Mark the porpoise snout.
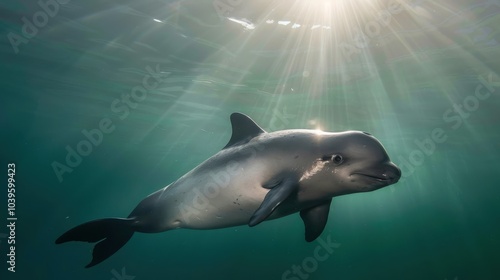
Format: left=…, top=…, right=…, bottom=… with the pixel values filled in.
left=383, top=162, right=401, bottom=183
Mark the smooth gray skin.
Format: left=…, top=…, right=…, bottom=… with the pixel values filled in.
left=129, top=113, right=401, bottom=233
left=56, top=112, right=401, bottom=267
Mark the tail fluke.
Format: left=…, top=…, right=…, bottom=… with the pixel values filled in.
left=55, top=218, right=135, bottom=268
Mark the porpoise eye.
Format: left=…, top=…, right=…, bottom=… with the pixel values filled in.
left=332, top=155, right=343, bottom=165
left=321, top=154, right=344, bottom=165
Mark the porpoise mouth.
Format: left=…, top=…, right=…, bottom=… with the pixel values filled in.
left=352, top=168, right=401, bottom=184
left=354, top=173, right=396, bottom=182
left=352, top=162, right=402, bottom=185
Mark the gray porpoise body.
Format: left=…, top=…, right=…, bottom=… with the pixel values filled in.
left=56, top=112, right=401, bottom=268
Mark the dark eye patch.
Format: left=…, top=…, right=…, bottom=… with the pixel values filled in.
left=321, top=155, right=332, bottom=161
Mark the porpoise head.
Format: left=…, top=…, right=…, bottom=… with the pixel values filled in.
left=299, top=130, right=401, bottom=196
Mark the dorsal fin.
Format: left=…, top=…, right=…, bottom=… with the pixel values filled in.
left=223, top=113, right=266, bottom=149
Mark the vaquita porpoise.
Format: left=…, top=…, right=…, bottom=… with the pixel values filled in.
left=56, top=112, right=401, bottom=267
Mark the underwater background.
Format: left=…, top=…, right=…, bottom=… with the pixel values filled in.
left=1, top=0, right=500, bottom=279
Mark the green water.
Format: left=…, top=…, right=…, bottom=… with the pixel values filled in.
left=1, top=0, right=500, bottom=279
